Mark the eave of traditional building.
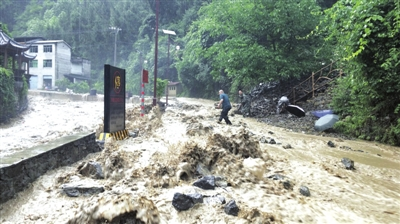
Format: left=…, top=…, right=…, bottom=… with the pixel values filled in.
left=0, top=29, right=30, bottom=52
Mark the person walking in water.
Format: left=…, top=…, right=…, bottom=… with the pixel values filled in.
left=217, top=90, right=232, bottom=125
left=237, top=89, right=251, bottom=117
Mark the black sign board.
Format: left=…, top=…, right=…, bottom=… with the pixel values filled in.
left=104, top=64, right=125, bottom=133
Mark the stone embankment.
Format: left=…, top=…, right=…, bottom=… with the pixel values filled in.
left=0, top=133, right=100, bottom=204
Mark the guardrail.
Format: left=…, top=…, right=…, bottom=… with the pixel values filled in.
left=288, top=61, right=343, bottom=104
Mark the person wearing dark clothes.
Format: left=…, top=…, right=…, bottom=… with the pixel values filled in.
left=237, top=89, right=251, bottom=117
left=277, top=96, right=290, bottom=114
left=217, top=90, right=232, bottom=125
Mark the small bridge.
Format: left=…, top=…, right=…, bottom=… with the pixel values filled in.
left=288, top=61, right=342, bottom=104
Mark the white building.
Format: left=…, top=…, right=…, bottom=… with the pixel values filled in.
left=22, top=39, right=91, bottom=90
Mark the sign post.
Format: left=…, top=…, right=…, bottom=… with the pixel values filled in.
left=99, top=64, right=128, bottom=141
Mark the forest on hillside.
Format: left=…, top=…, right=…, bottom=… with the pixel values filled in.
left=1, top=0, right=399, bottom=145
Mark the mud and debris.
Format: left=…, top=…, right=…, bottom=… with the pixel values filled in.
left=0, top=95, right=400, bottom=223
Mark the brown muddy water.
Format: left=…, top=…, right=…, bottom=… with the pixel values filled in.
left=0, top=95, right=399, bottom=223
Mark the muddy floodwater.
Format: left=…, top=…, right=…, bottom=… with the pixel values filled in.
left=0, top=94, right=399, bottom=223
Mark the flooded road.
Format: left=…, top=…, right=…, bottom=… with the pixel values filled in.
left=0, top=94, right=399, bottom=223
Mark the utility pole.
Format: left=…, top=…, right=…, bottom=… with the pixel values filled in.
left=109, top=26, right=121, bottom=66
left=153, top=0, right=159, bottom=106
left=162, top=29, right=176, bottom=106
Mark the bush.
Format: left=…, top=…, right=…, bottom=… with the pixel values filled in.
left=93, top=80, right=104, bottom=94
left=154, top=78, right=168, bottom=100
left=55, top=78, right=72, bottom=91
left=0, top=68, right=17, bottom=122
left=69, top=81, right=90, bottom=94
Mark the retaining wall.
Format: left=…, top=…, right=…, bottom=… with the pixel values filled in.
left=0, top=132, right=100, bottom=204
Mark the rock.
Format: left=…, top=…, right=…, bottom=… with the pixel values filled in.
left=224, top=200, right=239, bottom=216
left=129, top=129, right=139, bottom=138
left=299, top=186, right=311, bottom=197
left=268, top=174, right=286, bottom=180
left=215, top=176, right=229, bottom=188
left=77, top=161, right=104, bottom=179
left=327, top=141, right=335, bottom=147
left=341, top=158, right=355, bottom=170
left=204, top=194, right=226, bottom=205
left=283, top=144, right=292, bottom=149
left=193, top=175, right=215, bottom=190
left=282, top=180, right=293, bottom=190
left=62, top=183, right=104, bottom=197
left=187, top=193, right=204, bottom=204
left=172, top=193, right=195, bottom=211
left=269, top=139, right=276, bottom=144
left=340, top=146, right=352, bottom=150
left=259, top=136, right=268, bottom=143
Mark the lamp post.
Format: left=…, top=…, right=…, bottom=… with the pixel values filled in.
left=162, top=29, right=176, bottom=106
left=109, top=26, right=121, bottom=66
left=153, top=0, right=159, bottom=106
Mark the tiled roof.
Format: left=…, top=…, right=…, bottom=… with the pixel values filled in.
left=168, top=81, right=180, bottom=86
left=0, top=28, right=30, bottom=51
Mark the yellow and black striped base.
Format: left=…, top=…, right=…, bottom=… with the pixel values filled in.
left=98, top=129, right=129, bottom=141
left=110, top=129, right=129, bottom=140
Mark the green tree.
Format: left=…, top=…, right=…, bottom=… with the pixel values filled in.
left=179, top=0, right=328, bottom=96
left=154, top=78, right=168, bottom=101
left=323, top=0, right=400, bottom=145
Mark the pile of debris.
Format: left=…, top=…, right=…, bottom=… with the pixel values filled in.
left=241, top=82, right=295, bottom=118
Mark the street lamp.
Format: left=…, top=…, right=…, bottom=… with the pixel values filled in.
left=162, top=29, right=176, bottom=106
left=153, top=0, right=159, bottom=106
left=109, top=26, right=121, bottom=66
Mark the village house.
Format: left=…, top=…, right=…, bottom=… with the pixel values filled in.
left=167, top=81, right=182, bottom=97
left=15, top=37, right=91, bottom=90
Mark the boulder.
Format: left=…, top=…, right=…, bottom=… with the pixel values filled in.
left=62, top=183, right=104, bottom=197
left=77, top=161, right=104, bottom=179
left=224, top=200, right=239, bottom=216
left=299, top=186, right=311, bottom=197
left=193, top=175, right=215, bottom=190
left=341, top=158, right=355, bottom=170
left=172, top=193, right=195, bottom=211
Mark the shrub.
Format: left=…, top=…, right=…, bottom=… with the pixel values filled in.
left=0, top=68, right=17, bottom=122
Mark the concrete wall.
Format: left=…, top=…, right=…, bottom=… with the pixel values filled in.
left=0, top=132, right=101, bottom=204
left=28, top=90, right=104, bottom=101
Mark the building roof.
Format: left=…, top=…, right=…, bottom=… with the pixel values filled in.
left=0, top=27, right=30, bottom=52
left=168, top=81, right=180, bottom=86
left=14, top=36, right=46, bottom=43
left=20, top=52, right=36, bottom=61
left=30, top=40, right=72, bottom=49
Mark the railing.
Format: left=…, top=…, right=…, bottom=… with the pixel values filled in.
left=288, top=61, right=342, bottom=104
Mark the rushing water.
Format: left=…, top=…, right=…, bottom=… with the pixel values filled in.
left=0, top=94, right=399, bottom=223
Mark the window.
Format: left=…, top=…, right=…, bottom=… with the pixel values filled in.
left=30, top=46, right=38, bottom=53
left=43, top=45, right=52, bottom=53
left=43, top=59, right=52, bottom=68
left=30, top=60, right=38, bottom=68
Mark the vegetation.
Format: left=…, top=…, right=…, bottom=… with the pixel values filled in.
left=55, top=78, right=71, bottom=91
left=55, top=78, right=90, bottom=94
left=0, top=68, right=17, bottom=122
left=179, top=0, right=329, bottom=97
left=322, top=0, right=400, bottom=145
left=154, top=78, right=168, bottom=101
